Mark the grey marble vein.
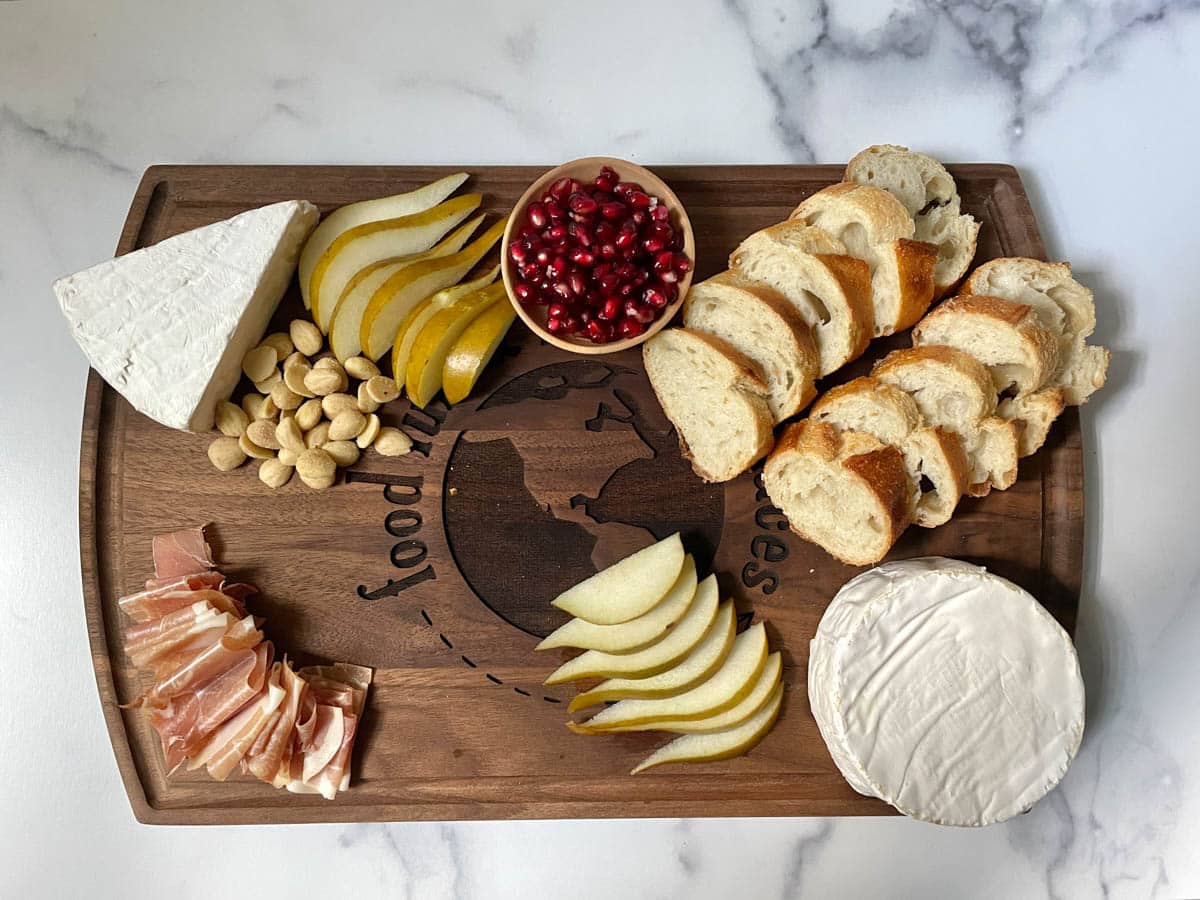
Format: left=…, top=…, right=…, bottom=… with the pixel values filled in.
left=0, top=105, right=133, bottom=177
left=780, top=821, right=832, bottom=900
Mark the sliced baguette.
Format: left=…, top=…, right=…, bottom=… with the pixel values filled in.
left=844, top=144, right=981, bottom=295
left=683, top=271, right=819, bottom=421
left=999, top=389, right=1067, bottom=456
left=964, top=258, right=1109, bottom=406
left=790, top=182, right=938, bottom=335
left=912, top=294, right=1060, bottom=397
left=729, top=222, right=873, bottom=376
left=810, top=376, right=968, bottom=527
left=763, top=419, right=914, bottom=566
left=643, top=329, right=774, bottom=483
left=872, top=346, right=1021, bottom=496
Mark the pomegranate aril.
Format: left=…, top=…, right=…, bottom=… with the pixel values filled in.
left=673, top=253, right=692, bottom=274
left=518, top=224, right=538, bottom=239
left=595, top=221, right=617, bottom=242
left=586, top=319, right=614, bottom=343
left=546, top=316, right=565, bottom=334
left=526, top=202, right=548, bottom=229
left=543, top=224, right=568, bottom=242
left=561, top=315, right=579, bottom=334
left=670, top=232, right=685, bottom=251
left=594, top=167, right=619, bottom=192
left=514, top=282, right=535, bottom=302
left=544, top=199, right=565, bottom=223
left=599, top=242, right=618, bottom=260
left=660, top=268, right=679, bottom=284
left=569, top=193, right=598, bottom=216
left=614, top=181, right=642, bottom=197
left=619, top=282, right=637, bottom=297
left=600, top=201, right=627, bottom=220
left=552, top=281, right=572, bottom=300
left=653, top=250, right=675, bottom=273
left=644, top=287, right=669, bottom=309
left=615, top=228, right=636, bottom=250
left=547, top=302, right=569, bottom=320
left=659, top=282, right=678, bottom=303
left=569, top=247, right=595, bottom=267
left=569, top=272, right=587, bottom=296
left=534, top=248, right=552, bottom=266
left=651, top=204, right=670, bottom=222
left=598, top=272, right=620, bottom=292
left=509, top=240, right=528, bottom=263
left=598, top=296, right=622, bottom=321
left=570, top=223, right=593, bottom=247
left=632, top=210, right=647, bottom=226
left=619, top=317, right=645, bottom=339
left=548, top=177, right=573, bottom=200
left=623, top=299, right=655, bottom=324
left=650, top=222, right=673, bottom=242
left=628, top=190, right=652, bottom=209
left=520, top=263, right=542, bottom=282
left=642, top=237, right=664, bottom=253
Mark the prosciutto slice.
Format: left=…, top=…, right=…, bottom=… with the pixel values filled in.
left=118, top=530, right=371, bottom=798
left=149, top=642, right=273, bottom=771
left=152, top=527, right=215, bottom=579
left=118, top=572, right=226, bottom=622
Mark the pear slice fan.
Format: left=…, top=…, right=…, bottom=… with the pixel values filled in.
left=539, top=533, right=786, bottom=774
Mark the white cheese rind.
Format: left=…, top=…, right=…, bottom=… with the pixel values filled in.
left=809, top=557, right=1085, bottom=826
left=56, top=200, right=319, bottom=431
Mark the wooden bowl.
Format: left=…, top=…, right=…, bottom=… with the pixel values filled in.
left=501, top=157, right=695, bottom=355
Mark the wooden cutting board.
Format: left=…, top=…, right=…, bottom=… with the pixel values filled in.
left=80, top=164, right=1082, bottom=824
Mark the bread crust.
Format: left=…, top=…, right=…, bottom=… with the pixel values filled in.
left=685, top=271, right=820, bottom=417
left=914, top=293, right=1060, bottom=395
left=893, top=238, right=940, bottom=332
left=813, top=252, right=874, bottom=359
left=905, top=425, right=969, bottom=526
left=766, top=420, right=913, bottom=566
left=871, top=344, right=998, bottom=404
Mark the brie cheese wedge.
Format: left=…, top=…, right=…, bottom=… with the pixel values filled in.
left=809, top=557, right=1085, bottom=826
left=56, top=200, right=319, bottom=431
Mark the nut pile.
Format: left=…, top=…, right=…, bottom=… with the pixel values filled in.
left=208, top=319, right=412, bottom=489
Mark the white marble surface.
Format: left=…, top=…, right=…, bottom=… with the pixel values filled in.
left=2, top=1, right=1198, bottom=897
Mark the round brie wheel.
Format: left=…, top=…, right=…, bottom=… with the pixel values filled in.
left=809, top=557, right=1085, bottom=826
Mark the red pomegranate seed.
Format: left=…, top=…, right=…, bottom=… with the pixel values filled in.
left=543, top=224, right=567, bottom=242
left=569, top=272, right=587, bottom=295
left=548, top=177, right=573, bottom=200
left=526, top=202, right=548, bottom=229
left=595, top=167, right=619, bottom=192
left=534, top=248, right=551, bottom=266
left=546, top=316, right=565, bottom=334
left=561, top=315, right=579, bottom=333
left=614, top=181, right=642, bottom=197
left=509, top=240, right=528, bottom=263
left=552, top=281, right=572, bottom=300
left=673, top=253, right=691, bottom=274
left=653, top=250, right=674, bottom=273
left=627, top=190, right=652, bottom=209
left=615, top=228, right=636, bottom=250
left=644, top=287, right=669, bottom=309
left=631, top=210, right=647, bottom=226
left=642, top=237, right=664, bottom=254
left=586, top=319, right=614, bottom=343
left=544, top=199, right=565, bottom=223
left=651, top=204, right=670, bottom=222
left=618, top=282, right=636, bottom=297
left=547, top=302, right=569, bottom=320
left=514, top=282, right=534, bottom=302
left=569, top=193, right=598, bottom=216
left=659, top=282, right=679, bottom=303
left=670, top=232, right=685, bottom=251
left=519, top=263, right=541, bottom=282
left=566, top=247, right=595, bottom=267
left=619, top=317, right=645, bottom=338
left=599, top=242, right=618, bottom=260
left=650, top=222, right=673, bottom=242
left=623, top=299, right=653, bottom=324
left=598, top=272, right=620, bottom=292
left=599, top=296, right=622, bottom=321
left=550, top=256, right=570, bottom=279
left=600, top=201, right=627, bottom=220
left=595, top=221, right=617, bottom=242
left=660, top=268, right=679, bottom=284
left=570, top=223, right=593, bottom=247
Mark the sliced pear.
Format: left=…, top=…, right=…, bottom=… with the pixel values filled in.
left=299, top=172, right=468, bottom=309
left=551, top=532, right=684, bottom=625
left=391, top=265, right=501, bottom=384
left=544, top=574, right=719, bottom=685
left=310, top=192, right=481, bottom=332
left=404, top=284, right=506, bottom=407
left=567, top=622, right=768, bottom=732
left=630, top=682, right=783, bottom=774
left=567, top=600, right=735, bottom=712
left=441, top=295, right=517, bottom=405
left=537, top=555, right=697, bottom=653
left=597, top=652, right=781, bottom=734
left=360, top=217, right=506, bottom=361
left=326, top=216, right=484, bottom=361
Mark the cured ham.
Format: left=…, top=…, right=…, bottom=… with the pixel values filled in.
left=116, top=527, right=371, bottom=799
left=152, top=527, right=215, bottom=579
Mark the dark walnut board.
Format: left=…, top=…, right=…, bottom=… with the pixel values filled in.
left=81, top=164, right=1082, bottom=825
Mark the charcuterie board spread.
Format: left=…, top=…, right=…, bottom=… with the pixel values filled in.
left=75, top=160, right=1094, bottom=825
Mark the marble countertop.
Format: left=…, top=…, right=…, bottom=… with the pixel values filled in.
left=3, top=1, right=1198, bottom=897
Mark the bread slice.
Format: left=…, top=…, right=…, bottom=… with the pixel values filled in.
left=790, top=182, right=938, bottom=335
left=872, top=346, right=1020, bottom=495
left=999, top=389, right=1066, bottom=456
left=964, top=258, right=1109, bottom=406
left=729, top=222, right=873, bottom=376
left=764, top=419, right=914, bottom=566
left=844, top=144, right=981, bottom=295
left=809, top=376, right=968, bottom=527
left=643, top=329, right=774, bottom=483
left=912, top=294, right=1060, bottom=397
left=683, top=271, right=819, bottom=421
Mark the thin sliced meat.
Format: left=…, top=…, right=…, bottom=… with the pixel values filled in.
left=119, top=572, right=225, bottom=622
left=149, top=642, right=273, bottom=771
left=245, top=661, right=307, bottom=783
left=152, top=527, right=215, bottom=579
left=123, top=602, right=235, bottom=668
left=218, top=582, right=258, bottom=603
left=188, top=664, right=286, bottom=781
left=300, top=705, right=345, bottom=784
left=311, top=713, right=358, bottom=800
left=133, top=616, right=262, bottom=709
